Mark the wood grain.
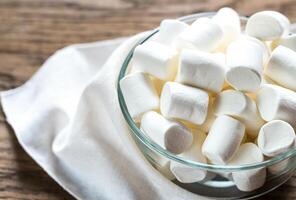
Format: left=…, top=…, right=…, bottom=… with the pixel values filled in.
left=0, top=0, right=296, bottom=199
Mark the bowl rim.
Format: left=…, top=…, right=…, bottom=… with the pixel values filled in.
left=117, top=12, right=296, bottom=171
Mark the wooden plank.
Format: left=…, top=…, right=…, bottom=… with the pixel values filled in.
left=0, top=0, right=296, bottom=199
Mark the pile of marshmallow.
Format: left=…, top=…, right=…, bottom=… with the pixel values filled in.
left=120, top=8, right=296, bottom=192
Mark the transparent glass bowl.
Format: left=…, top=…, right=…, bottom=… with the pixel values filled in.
left=117, top=12, right=296, bottom=199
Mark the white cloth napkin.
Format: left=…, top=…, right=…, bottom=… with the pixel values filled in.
left=1, top=32, right=205, bottom=200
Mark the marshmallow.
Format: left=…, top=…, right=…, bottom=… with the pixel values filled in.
left=272, top=34, right=296, bottom=52
left=257, top=84, right=296, bottom=128
left=170, top=130, right=208, bottom=183
left=246, top=11, right=290, bottom=40
left=202, top=115, right=245, bottom=164
left=175, top=17, right=223, bottom=52
left=154, top=19, right=189, bottom=46
left=268, top=139, right=296, bottom=174
left=226, top=38, right=264, bottom=92
left=228, top=143, right=266, bottom=192
left=212, top=52, right=226, bottom=66
left=265, top=46, right=296, bottom=91
left=120, top=72, right=159, bottom=120
left=268, top=158, right=290, bottom=175
left=213, top=7, right=241, bottom=51
left=140, top=111, right=193, bottom=154
left=178, top=98, right=216, bottom=133
left=257, top=120, right=295, bottom=157
left=213, top=90, right=264, bottom=137
left=160, top=82, right=209, bottom=125
left=239, top=35, right=270, bottom=66
left=176, top=49, right=225, bottom=93
left=132, top=41, right=178, bottom=80
left=197, top=98, right=216, bottom=133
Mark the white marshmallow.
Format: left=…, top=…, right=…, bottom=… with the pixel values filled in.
left=268, top=158, right=290, bottom=175
left=197, top=98, right=216, bottom=133
left=202, top=115, right=245, bottom=164
left=213, top=90, right=264, bottom=138
left=213, top=7, right=241, bottom=51
left=226, top=38, right=264, bottom=92
left=246, top=11, right=290, bottom=41
left=154, top=19, right=189, bottom=46
left=257, top=84, right=296, bottom=128
left=212, top=52, right=226, bottom=66
left=132, top=41, right=178, bottom=80
left=268, top=139, right=296, bottom=174
left=258, top=120, right=295, bottom=157
left=175, top=17, right=223, bottom=52
left=265, top=46, right=296, bottom=91
left=141, top=111, right=193, bottom=154
left=160, top=82, right=209, bottom=125
left=239, top=35, right=270, bottom=66
left=271, top=34, right=296, bottom=52
left=170, top=130, right=208, bottom=183
left=179, top=99, right=216, bottom=133
left=176, top=49, right=225, bottom=93
left=228, top=143, right=266, bottom=192
left=120, top=72, right=159, bottom=120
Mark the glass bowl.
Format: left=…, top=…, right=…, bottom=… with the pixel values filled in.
left=117, top=12, right=296, bottom=199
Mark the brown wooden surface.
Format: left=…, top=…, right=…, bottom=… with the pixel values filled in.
left=1, top=0, right=296, bottom=199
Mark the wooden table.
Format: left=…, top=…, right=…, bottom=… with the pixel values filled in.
left=1, top=0, right=296, bottom=199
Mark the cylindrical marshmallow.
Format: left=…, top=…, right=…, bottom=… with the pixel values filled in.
left=178, top=99, right=216, bottom=133
left=212, top=52, right=226, bottom=66
left=160, top=82, right=209, bottom=125
left=213, top=7, right=241, bottom=51
left=140, top=111, right=193, bottom=154
left=246, top=11, right=290, bottom=40
left=239, top=35, right=270, bottom=66
left=175, top=17, right=223, bottom=52
left=170, top=130, right=208, bottom=183
left=257, top=120, right=295, bottom=157
left=228, top=143, right=266, bottom=192
left=132, top=41, right=178, bottom=80
left=226, top=38, right=264, bottom=92
left=256, top=84, right=296, bottom=128
left=176, top=49, right=225, bottom=93
left=154, top=19, right=189, bottom=46
left=271, top=34, right=296, bottom=52
left=268, top=138, right=296, bottom=174
left=265, top=46, right=296, bottom=91
left=202, top=115, right=245, bottom=164
left=120, top=72, right=159, bottom=120
left=197, top=98, right=216, bottom=133
left=213, top=90, right=264, bottom=137
left=267, top=158, right=290, bottom=175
